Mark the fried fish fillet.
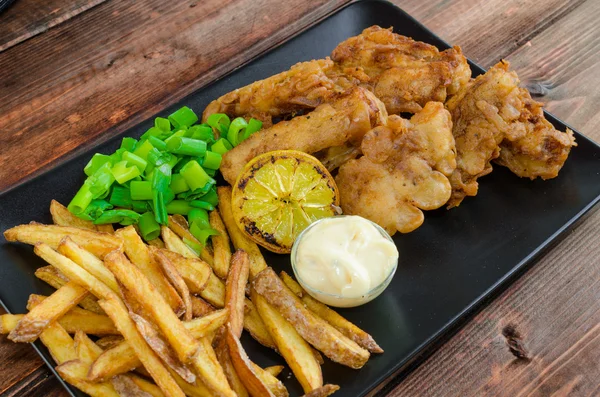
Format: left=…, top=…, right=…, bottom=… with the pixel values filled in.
left=445, top=61, right=576, bottom=208
left=219, top=87, right=387, bottom=185
left=331, top=26, right=471, bottom=114
left=335, top=102, right=456, bottom=235
left=202, top=58, right=364, bottom=125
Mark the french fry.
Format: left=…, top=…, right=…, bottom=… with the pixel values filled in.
left=226, top=324, right=275, bottom=397
left=95, top=335, right=124, bottom=349
left=126, top=374, right=166, bottom=397
left=209, top=210, right=231, bottom=279
left=280, top=271, right=382, bottom=353
left=170, top=368, right=213, bottom=397
left=97, top=224, right=115, bottom=234
left=252, top=289, right=322, bottom=393
left=7, top=282, right=88, bottom=342
left=39, top=322, right=77, bottom=364
left=34, top=265, right=104, bottom=314
left=200, top=273, right=226, bottom=307
left=252, top=363, right=288, bottom=397
left=226, top=250, right=250, bottom=338
left=185, top=309, right=229, bottom=339
left=264, top=365, right=285, bottom=378
left=34, top=243, right=115, bottom=300
left=191, top=336, right=236, bottom=397
left=253, top=268, right=370, bottom=369
left=153, top=249, right=193, bottom=321
left=4, top=224, right=122, bottom=258
left=217, top=186, right=267, bottom=278
left=111, top=375, right=159, bottom=397
left=99, top=298, right=185, bottom=397
left=116, top=226, right=184, bottom=314
left=244, top=299, right=276, bottom=350
left=148, top=238, right=166, bottom=248
left=57, top=359, right=120, bottom=397
left=74, top=331, right=103, bottom=362
left=167, top=215, right=214, bottom=265
left=216, top=342, right=249, bottom=397
left=157, top=248, right=211, bottom=294
left=191, top=295, right=215, bottom=317
left=301, top=384, right=340, bottom=397
left=50, top=200, right=96, bottom=230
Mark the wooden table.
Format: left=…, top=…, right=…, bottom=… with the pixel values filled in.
left=1, top=0, right=599, bottom=395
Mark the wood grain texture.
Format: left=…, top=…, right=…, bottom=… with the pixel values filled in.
left=1, top=0, right=600, bottom=396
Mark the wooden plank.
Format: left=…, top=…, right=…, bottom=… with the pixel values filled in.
left=0, top=0, right=107, bottom=52
left=2, top=366, right=67, bottom=397
left=0, top=0, right=349, bottom=195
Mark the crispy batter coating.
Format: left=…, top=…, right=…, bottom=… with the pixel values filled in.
left=445, top=61, right=576, bottom=208
left=335, top=102, right=455, bottom=235
left=220, top=87, right=387, bottom=185
left=331, top=26, right=471, bottom=113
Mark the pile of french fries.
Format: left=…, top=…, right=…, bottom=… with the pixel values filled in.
left=1, top=186, right=382, bottom=397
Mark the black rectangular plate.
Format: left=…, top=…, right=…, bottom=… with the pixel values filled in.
left=2, top=1, right=600, bottom=396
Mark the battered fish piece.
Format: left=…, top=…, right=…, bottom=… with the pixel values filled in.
left=446, top=61, right=576, bottom=208
left=202, top=58, right=365, bottom=125
left=336, top=102, right=456, bottom=235
left=331, top=26, right=471, bottom=114
left=220, top=87, right=387, bottom=185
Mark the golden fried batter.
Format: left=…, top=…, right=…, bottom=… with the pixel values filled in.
left=335, top=102, right=455, bottom=235
left=331, top=26, right=471, bottom=113
left=219, top=87, right=387, bottom=185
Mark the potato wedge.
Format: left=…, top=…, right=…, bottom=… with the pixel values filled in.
left=157, top=248, right=211, bottom=295
left=217, top=186, right=267, bottom=278
left=39, top=322, right=77, bottom=364
left=99, top=298, right=185, bottom=397
left=116, top=226, right=184, bottom=314
left=253, top=268, right=370, bottom=369
left=8, top=282, right=88, bottom=342
left=5, top=224, right=122, bottom=258
left=264, top=365, right=285, bottom=378
left=226, top=325, right=275, bottom=397
left=153, top=249, right=193, bottom=321
left=252, top=363, right=289, bottom=397
left=57, top=359, right=120, bottom=397
left=252, top=289, right=322, bottom=393
left=226, top=250, right=250, bottom=338
left=280, top=271, right=382, bottom=353
left=50, top=200, right=96, bottom=230
left=167, top=215, right=214, bottom=265
left=209, top=210, right=231, bottom=279
left=301, top=384, right=340, bottom=397
left=191, top=295, right=215, bottom=317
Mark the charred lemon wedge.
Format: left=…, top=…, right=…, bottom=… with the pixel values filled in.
left=232, top=150, right=340, bottom=253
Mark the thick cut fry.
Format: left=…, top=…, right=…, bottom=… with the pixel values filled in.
left=39, top=322, right=77, bottom=364
left=95, top=335, right=124, bottom=349
left=253, top=268, right=370, bottom=369
left=264, top=365, right=284, bottom=378
left=252, top=363, right=289, bottom=397
left=170, top=369, right=213, bottom=397
left=34, top=243, right=115, bottom=300
left=166, top=216, right=214, bottom=265
left=50, top=200, right=96, bottom=230
left=189, top=336, right=236, bottom=397
left=74, top=331, right=103, bottom=362
left=252, top=289, right=322, bottom=393
left=8, top=282, right=88, bottom=342
left=209, top=210, right=231, bottom=279
left=225, top=325, right=275, bottom=397
left=244, top=299, right=276, bottom=350
left=217, top=187, right=267, bottom=278
left=57, top=359, right=120, bottom=397
left=57, top=238, right=119, bottom=293
left=116, top=226, right=184, bottom=314
left=191, top=296, right=215, bottom=317
left=127, top=374, right=166, bottom=397
left=153, top=249, right=193, bottom=321
left=280, top=272, right=382, bottom=353
left=4, top=224, right=122, bottom=258
left=200, top=273, right=226, bottom=307
left=97, top=224, right=115, bottom=234
left=34, top=266, right=105, bottom=314
left=99, top=298, right=185, bottom=397
left=147, top=238, right=165, bottom=249
left=226, top=250, right=250, bottom=338
left=157, top=249, right=211, bottom=294
left=301, top=385, right=340, bottom=397
left=111, top=375, right=157, bottom=397
left=185, top=309, right=229, bottom=339
left=216, top=343, right=249, bottom=397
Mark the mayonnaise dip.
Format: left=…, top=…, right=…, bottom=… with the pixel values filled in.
left=292, top=215, right=398, bottom=307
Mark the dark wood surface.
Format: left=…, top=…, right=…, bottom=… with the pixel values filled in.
left=1, top=0, right=599, bottom=396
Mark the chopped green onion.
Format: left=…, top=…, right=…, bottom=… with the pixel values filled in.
left=210, top=138, right=233, bottom=155
left=207, top=113, right=230, bottom=135
left=84, top=154, right=112, bottom=177
left=122, top=151, right=147, bottom=173
left=188, top=208, right=210, bottom=229
left=164, top=129, right=186, bottom=146
left=147, top=136, right=167, bottom=151
left=199, top=188, right=218, bottom=206
left=182, top=238, right=202, bottom=256
left=133, top=140, right=155, bottom=161
left=120, top=137, right=138, bottom=152
left=201, top=151, right=222, bottom=170
left=176, top=183, right=213, bottom=200
left=130, top=181, right=153, bottom=200
left=151, top=164, right=172, bottom=225
left=89, top=162, right=115, bottom=199
left=79, top=199, right=113, bottom=221
left=68, top=184, right=93, bottom=214
left=132, top=200, right=152, bottom=213
left=138, top=211, right=161, bottom=240
left=172, top=157, right=192, bottom=174
left=166, top=137, right=207, bottom=157
left=165, top=200, right=194, bottom=215
left=169, top=174, right=189, bottom=194
left=189, top=125, right=215, bottom=143
left=109, top=186, right=132, bottom=208
left=204, top=168, right=217, bottom=177
left=227, top=117, right=248, bottom=146
left=243, top=118, right=263, bottom=140
left=180, top=160, right=214, bottom=191
left=94, top=209, right=140, bottom=225
left=189, top=223, right=220, bottom=246
left=111, top=161, right=141, bottom=184
left=190, top=200, right=215, bottom=211
left=168, top=106, right=198, bottom=128
left=155, top=117, right=171, bottom=132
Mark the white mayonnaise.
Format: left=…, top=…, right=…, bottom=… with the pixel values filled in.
left=292, top=215, right=398, bottom=307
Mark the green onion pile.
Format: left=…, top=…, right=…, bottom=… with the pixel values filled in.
left=67, top=106, right=262, bottom=246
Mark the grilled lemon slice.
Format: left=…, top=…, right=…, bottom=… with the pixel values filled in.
left=232, top=150, right=340, bottom=253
